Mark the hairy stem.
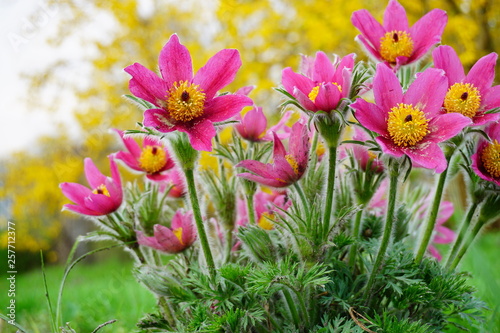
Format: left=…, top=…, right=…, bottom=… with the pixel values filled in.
left=322, top=146, right=338, bottom=236
left=348, top=209, right=364, bottom=268
left=448, top=216, right=486, bottom=271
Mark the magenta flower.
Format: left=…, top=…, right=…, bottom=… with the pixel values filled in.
left=125, top=34, right=253, bottom=151
left=237, top=190, right=291, bottom=230
left=352, top=0, right=447, bottom=67
left=156, top=168, right=186, bottom=198
left=114, top=130, right=175, bottom=180
left=343, top=128, right=384, bottom=173
left=282, top=52, right=355, bottom=113
left=472, top=121, right=500, bottom=186
left=234, top=107, right=291, bottom=142
left=433, top=45, right=500, bottom=126
left=136, top=210, right=196, bottom=253
left=237, top=121, right=309, bottom=188
left=352, top=64, right=471, bottom=173
left=60, top=156, right=122, bottom=216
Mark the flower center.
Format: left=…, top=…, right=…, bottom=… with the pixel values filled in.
left=380, top=30, right=414, bottom=63
left=258, top=212, right=275, bottom=230
left=139, top=145, right=167, bottom=174
left=92, top=184, right=110, bottom=197
left=167, top=81, right=206, bottom=122
left=308, top=83, right=342, bottom=102
left=387, top=103, right=429, bottom=147
left=443, top=83, right=481, bottom=118
left=481, top=139, right=500, bottom=178
left=173, top=227, right=184, bottom=245
left=285, top=154, right=299, bottom=174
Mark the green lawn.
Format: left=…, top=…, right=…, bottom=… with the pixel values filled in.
left=1, top=233, right=499, bottom=332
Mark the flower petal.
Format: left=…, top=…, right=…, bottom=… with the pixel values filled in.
left=203, top=94, right=253, bottom=123
left=352, top=98, right=389, bottom=136
left=124, top=63, right=168, bottom=106
left=383, top=0, right=409, bottom=32
left=177, top=118, right=216, bottom=152
left=355, top=34, right=383, bottom=62
left=158, top=34, right=193, bottom=87
left=409, top=9, right=447, bottom=62
left=466, top=52, right=498, bottom=94
left=482, top=85, right=500, bottom=111
left=351, top=9, right=386, bottom=52
left=313, top=51, right=335, bottom=83
left=314, top=83, right=342, bottom=112
left=376, top=136, right=405, bottom=158
left=60, top=182, right=92, bottom=206
left=192, top=48, right=242, bottom=100
left=373, top=63, right=403, bottom=112
left=143, top=109, right=176, bottom=133
left=403, top=68, right=447, bottom=117
left=237, top=172, right=288, bottom=188
left=63, top=204, right=101, bottom=216
left=84, top=158, right=107, bottom=189
left=403, top=142, right=447, bottom=173
left=425, top=113, right=471, bottom=143
left=154, top=224, right=184, bottom=253
left=432, top=45, right=465, bottom=85
left=282, top=68, right=315, bottom=98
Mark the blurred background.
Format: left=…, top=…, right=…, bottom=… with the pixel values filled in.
left=0, top=0, right=499, bottom=331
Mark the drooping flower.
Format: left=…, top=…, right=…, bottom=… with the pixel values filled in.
left=60, top=156, right=122, bottom=216
left=125, top=34, right=253, bottom=151
left=136, top=210, right=196, bottom=253
left=282, top=52, right=355, bottom=113
left=237, top=121, right=309, bottom=188
left=234, top=107, right=291, bottom=142
left=472, top=121, right=500, bottom=186
left=351, top=0, right=447, bottom=68
left=352, top=64, right=471, bottom=173
left=433, top=45, right=500, bottom=126
left=114, top=130, right=175, bottom=180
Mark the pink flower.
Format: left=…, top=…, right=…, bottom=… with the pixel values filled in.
left=343, top=128, right=384, bottom=173
left=114, top=130, right=175, bottom=180
left=237, top=190, right=291, bottom=230
left=281, top=52, right=355, bottom=113
left=60, top=156, right=122, bottom=216
left=352, top=0, right=447, bottom=68
left=157, top=168, right=185, bottom=198
left=472, top=121, right=500, bottom=186
left=125, top=34, right=253, bottom=151
left=237, top=121, right=309, bottom=188
left=426, top=201, right=456, bottom=261
left=352, top=64, right=471, bottom=173
left=136, top=210, right=196, bottom=253
left=433, top=45, right=500, bottom=126
left=234, top=107, right=291, bottom=142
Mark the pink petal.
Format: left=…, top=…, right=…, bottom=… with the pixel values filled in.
left=237, top=172, right=288, bottom=188
left=376, top=136, right=405, bottom=158
left=466, top=52, right=498, bottom=94
left=355, top=34, right=383, bottom=62
left=425, top=113, right=471, bottom=143
left=154, top=224, right=184, bottom=253
left=114, top=129, right=142, bottom=158
left=143, top=109, right=176, bottom=133
left=83, top=195, right=118, bottom=215
left=373, top=63, right=403, bottom=112
left=272, top=132, right=287, bottom=159
left=60, top=182, right=92, bottom=206
left=351, top=9, right=386, bottom=53
left=84, top=158, right=107, bottom=189
left=108, top=155, right=122, bottom=188
left=238, top=107, right=267, bottom=140
left=403, top=142, right=447, bottom=173
left=434, top=226, right=455, bottom=244
left=237, top=160, right=277, bottom=180
left=313, top=51, right=335, bottom=83
left=471, top=151, right=497, bottom=184
left=136, top=231, right=164, bottom=251
left=409, top=9, right=447, bottom=63
left=158, top=34, right=193, bottom=88
left=403, top=68, right=447, bottom=117
left=472, top=112, right=500, bottom=127
left=293, top=87, right=318, bottom=111
left=437, top=201, right=454, bottom=223
left=203, top=94, right=253, bottom=123
left=352, top=98, right=389, bottom=136
left=289, top=122, right=309, bottom=173
left=383, top=0, right=409, bottom=32
left=427, top=245, right=442, bottom=261
left=282, top=68, right=315, bottom=97
left=193, top=49, right=242, bottom=100
left=314, top=83, right=342, bottom=112
left=482, top=85, right=500, bottom=111
left=63, top=204, right=101, bottom=216
left=432, top=45, right=465, bottom=85
left=125, top=63, right=168, bottom=106
left=115, top=151, right=142, bottom=171
left=176, top=118, right=217, bottom=152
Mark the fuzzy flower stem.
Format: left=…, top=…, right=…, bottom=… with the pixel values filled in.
left=444, top=201, right=479, bottom=270
left=293, top=182, right=310, bottom=217
left=224, top=228, right=233, bottom=263
left=245, top=192, right=256, bottom=225
left=322, top=146, right=338, bottom=236
left=448, top=215, right=486, bottom=271
left=348, top=209, right=364, bottom=268
left=283, top=289, right=301, bottom=327
left=184, top=168, right=217, bottom=280
left=414, top=153, right=453, bottom=263
left=363, top=162, right=398, bottom=299
left=309, top=130, right=319, bottom=166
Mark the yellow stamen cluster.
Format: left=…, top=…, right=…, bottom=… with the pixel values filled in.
left=387, top=103, right=429, bottom=147
left=380, top=30, right=414, bottom=63
left=167, top=81, right=206, bottom=122
left=481, top=139, right=500, bottom=178
left=444, top=83, right=481, bottom=118
left=285, top=154, right=299, bottom=174
left=308, top=83, right=342, bottom=103
left=139, top=145, right=167, bottom=174
left=92, top=184, right=110, bottom=197
left=173, top=227, right=184, bottom=245
left=258, top=212, right=275, bottom=230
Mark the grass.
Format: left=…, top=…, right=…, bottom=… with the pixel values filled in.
left=0, top=233, right=499, bottom=332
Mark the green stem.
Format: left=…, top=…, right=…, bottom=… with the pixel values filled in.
left=245, top=192, right=256, bottom=225
left=293, top=182, right=310, bottom=217
left=322, top=146, right=338, bottom=236
left=348, top=209, right=364, bottom=268
left=309, top=130, right=319, bottom=166
left=443, top=201, right=479, bottom=270
left=158, top=297, right=175, bottom=327
left=448, top=216, right=486, bottom=271
left=224, top=228, right=233, bottom=263
left=415, top=167, right=449, bottom=263
left=363, top=164, right=398, bottom=299
left=283, top=289, right=300, bottom=327
left=184, top=168, right=216, bottom=280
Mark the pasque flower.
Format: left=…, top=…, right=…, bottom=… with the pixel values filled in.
left=343, top=128, right=384, bottom=173
left=237, top=121, right=309, bottom=188
left=136, top=210, right=196, bottom=253
left=125, top=34, right=253, bottom=151
left=433, top=45, right=500, bottom=126
left=352, top=0, right=447, bottom=67
left=114, top=129, right=175, bottom=180
left=472, top=121, right=500, bottom=186
left=282, top=51, right=355, bottom=113
left=426, top=201, right=456, bottom=261
left=352, top=64, right=471, bottom=173
left=60, top=156, right=122, bottom=216
left=237, top=190, right=292, bottom=230
left=234, top=107, right=291, bottom=142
